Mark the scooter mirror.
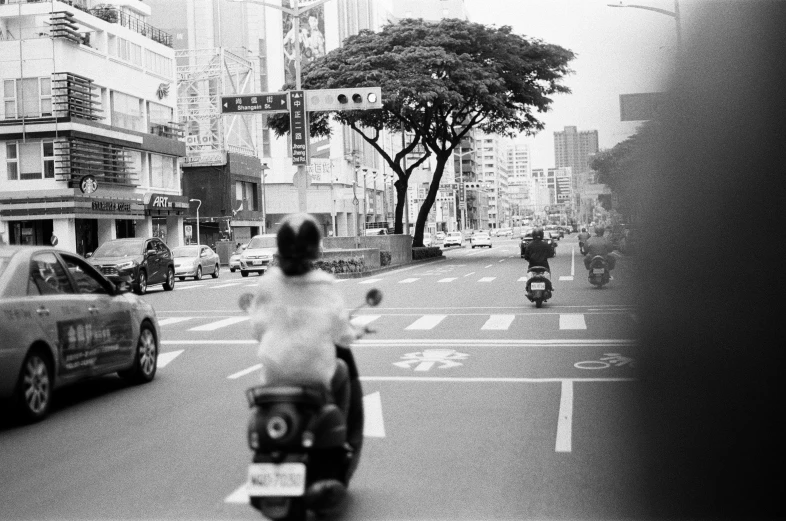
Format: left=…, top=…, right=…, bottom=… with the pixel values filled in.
left=238, top=292, right=254, bottom=312
left=365, top=289, right=383, bottom=307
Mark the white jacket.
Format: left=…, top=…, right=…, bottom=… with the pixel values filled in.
left=248, top=267, right=357, bottom=388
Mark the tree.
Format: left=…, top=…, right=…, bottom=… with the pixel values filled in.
left=269, top=18, right=574, bottom=245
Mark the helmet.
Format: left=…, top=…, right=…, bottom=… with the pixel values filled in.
left=276, top=213, right=321, bottom=276
left=532, top=228, right=544, bottom=240
left=581, top=227, right=587, bottom=232
left=594, top=225, right=605, bottom=236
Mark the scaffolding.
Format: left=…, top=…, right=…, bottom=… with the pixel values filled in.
left=176, top=47, right=257, bottom=160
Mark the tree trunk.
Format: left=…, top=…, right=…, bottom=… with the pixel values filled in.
left=412, top=158, right=447, bottom=247
left=393, top=178, right=408, bottom=235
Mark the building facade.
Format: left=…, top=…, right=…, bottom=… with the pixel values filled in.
left=0, top=0, right=186, bottom=253
left=553, top=125, right=599, bottom=175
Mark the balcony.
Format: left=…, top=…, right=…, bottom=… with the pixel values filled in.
left=89, top=7, right=172, bottom=47
left=149, top=121, right=184, bottom=140
left=51, top=72, right=103, bottom=121
left=55, top=137, right=137, bottom=188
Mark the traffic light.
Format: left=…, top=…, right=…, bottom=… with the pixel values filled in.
left=306, top=87, right=382, bottom=112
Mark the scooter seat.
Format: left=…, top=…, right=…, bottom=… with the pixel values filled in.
left=246, top=385, right=329, bottom=407
left=527, top=267, right=549, bottom=274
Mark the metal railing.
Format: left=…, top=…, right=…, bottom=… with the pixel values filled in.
left=89, top=7, right=172, bottom=47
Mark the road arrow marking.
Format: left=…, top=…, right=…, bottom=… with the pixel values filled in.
left=555, top=380, right=573, bottom=452
left=393, top=349, right=469, bottom=371
left=363, top=391, right=385, bottom=437
left=157, top=350, right=183, bottom=368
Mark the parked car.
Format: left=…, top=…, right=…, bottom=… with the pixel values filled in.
left=0, top=245, right=160, bottom=422
left=239, top=234, right=278, bottom=277
left=435, top=231, right=446, bottom=242
left=87, top=237, right=175, bottom=295
left=470, top=232, right=492, bottom=248
left=229, top=243, right=248, bottom=272
left=496, top=228, right=513, bottom=237
left=520, top=230, right=557, bottom=257
left=443, top=231, right=464, bottom=248
left=172, top=245, right=220, bottom=281
left=364, top=227, right=389, bottom=236
left=545, top=225, right=564, bottom=239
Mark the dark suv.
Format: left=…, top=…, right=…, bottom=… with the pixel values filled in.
left=520, top=230, right=557, bottom=258
left=87, top=237, right=175, bottom=295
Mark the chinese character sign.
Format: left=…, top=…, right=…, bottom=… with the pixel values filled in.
left=282, top=1, right=326, bottom=86
left=289, top=91, right=308, bottom=165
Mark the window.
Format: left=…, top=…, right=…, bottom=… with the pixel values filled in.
left=111, top=91, right=143, bottom=132
left=62, top=254, right=109, bottom=295
left=5, top=141, right=56, bottom=181
left=149, top=153, right=177, bottom=190
left=117, top=38, right=143, bottom=67
left=148, top=101, right=173, bottom=126
left=144, top=49, right=173, bottom=77
left=2, top=77, right=51, bottom=119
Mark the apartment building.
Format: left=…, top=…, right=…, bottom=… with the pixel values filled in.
left=0, top=0, right=186, bottom=254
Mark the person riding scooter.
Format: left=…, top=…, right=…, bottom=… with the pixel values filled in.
left=577, top=227, right=591, bottom=255
left=523, top=228, right=555, bottom=282
left=583, top=225, right=617, bottom=272
left=246, top=213, right=364, bottom=507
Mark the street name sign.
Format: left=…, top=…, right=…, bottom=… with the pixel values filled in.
left=289, top=91, right=309, bottom=166
left=221, top=93, right=289, bottom=114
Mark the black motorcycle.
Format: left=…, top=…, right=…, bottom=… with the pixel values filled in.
left=239, top=289, right=382, bottom=520
left=525, top=266, right=553, bottom=308
left=587, top=256, right=610, bottom=288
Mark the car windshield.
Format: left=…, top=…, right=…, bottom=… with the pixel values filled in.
left=172, top=246, right=199, bottom=257
left=92, top=241, right=144, bottom=257
left=476, top=233, right=489, bottom=238
left=247, top=235, right=277, bottom=249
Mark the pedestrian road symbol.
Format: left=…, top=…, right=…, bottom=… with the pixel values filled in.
left=393, top=349, right=469, bottom=372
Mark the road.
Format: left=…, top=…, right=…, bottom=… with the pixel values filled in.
left=0, top=233, right=644, bottom=520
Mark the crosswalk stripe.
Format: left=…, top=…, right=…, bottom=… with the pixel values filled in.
left=478, top=277, right=496, bottom=282
left=157, top=350, right=183, bottom=368
left=351, top=315, right=381, bottom=327
left=481, top=315, right=515, bottom=330
left=405, top=315, right=447, bottom=330
left=559, top=314, right=587, bottom=330
left=228, top=364, right=263, bottom=380
left=211, top=283, right=243, bottom=289
left=438, top=277, right=457, bottom=283
left=158, top=317, right=194, bottom=326
left=517, top=277, right=527, bottom=282
left=398, top=278, right=419, bottom=284
left=359, top=278, right=383, bottom=285
left=189, top=316, right=249, bottom=331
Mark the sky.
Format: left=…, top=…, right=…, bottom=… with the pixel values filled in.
left=464, top=0, right=688, bottom=170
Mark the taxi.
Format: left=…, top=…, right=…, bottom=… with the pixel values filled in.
left=0, top=245, right=160, bottom=422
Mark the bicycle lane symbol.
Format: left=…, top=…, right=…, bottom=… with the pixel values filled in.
left=574, top=353, right=635, bottom=370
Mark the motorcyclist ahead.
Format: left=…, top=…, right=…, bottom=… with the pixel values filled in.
left=577, top=227, right=591, bottom=255
left=583, top=225, right=617, bottom=271
left=523, top=228, right=555, bottom=281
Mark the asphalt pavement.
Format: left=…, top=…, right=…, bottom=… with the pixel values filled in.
left=0, top=233, right=645, bottom=520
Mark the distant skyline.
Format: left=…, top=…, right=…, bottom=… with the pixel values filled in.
left=464, top=0, right=688, bottom=169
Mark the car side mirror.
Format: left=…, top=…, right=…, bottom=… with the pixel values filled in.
left=85, top=252, right=93, bottom=258
left=114, top=280, right=131, bottom=294
left=147, top=248, right=156, bottom=256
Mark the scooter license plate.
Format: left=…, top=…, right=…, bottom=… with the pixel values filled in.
left=247, top=463, right=306, bottom=497
left=530, top=282, right=546, bottom=290
left=592, top=269, right=605, bottom=275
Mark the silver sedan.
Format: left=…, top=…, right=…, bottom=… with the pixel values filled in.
left=0, top=245, right=160, bottom=422
left=172, top=245, right=220, bottom=281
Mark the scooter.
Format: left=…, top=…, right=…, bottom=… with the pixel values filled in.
left=525, top=266, right=553, bottom=308
left=239, top=289, right=382, bottom=520
left=587, top=256, right=610, bottom=288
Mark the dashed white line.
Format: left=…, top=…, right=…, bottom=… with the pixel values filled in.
left=228, top=364, right=263, bottom=380
left=484, top=264, right=493, bottom=268
left=359, top=278, right=383, bottom=285
left=556, top=380, right=573, bottom=452
left=438, top=277, right=458, bottom=283
left=464, top=272, right=475, bottom=277
left=189, top=316, right=249, bottom=331
left=157, top=350, right=183, bottom=368
left=398, top=278, right=419, bottom=284
left=559, top=314, right=587, bottom=330
left=405, top=315, right=447, bottom=330
left=158, top=317, right=194, bottom=326
left=351, top=315, right=381, bottom=327
left=212, top=283, right=243, bottom=289
left=478, top=277, right=496, bottom=282
left=481, top=315, right=515, bottom=330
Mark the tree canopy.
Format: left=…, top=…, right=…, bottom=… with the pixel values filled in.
left=269, top=18, right=575, bottom=243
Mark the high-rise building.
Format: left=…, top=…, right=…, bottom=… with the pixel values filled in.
left=0, top=0, right=186, bottom=252
left=477, top=133, right=510, bottom=229
left=388, top=0, right=468, bottom=21
left=553, top=125, right=598, bottom=174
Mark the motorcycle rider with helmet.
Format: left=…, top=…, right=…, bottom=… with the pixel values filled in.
left=583, top=225, right=617, bottom=272
left=246, top=213, right=365, bottom=508
left=577, top=227, right=591, bottom=255
left=523, top=227, right=555, bottom=283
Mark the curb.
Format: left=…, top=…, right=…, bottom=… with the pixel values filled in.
left=334, top=255, right=447, bottom=279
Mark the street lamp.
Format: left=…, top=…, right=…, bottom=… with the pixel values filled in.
left=260, top=163, right=269, bottom=234
left=189, top=199, right=201, bottom=247
left=230, top=0, right=335, bottom=213
left=608, top=0, right=681, bottom=51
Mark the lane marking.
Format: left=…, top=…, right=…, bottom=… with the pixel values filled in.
left=481, top=315, right=515, bottom=330
left=478, top=277, right=496, bottom=282
left=498, top=259, right=506, bottom=263
left=405, top=315, right=447, bottom=330
left=463, top=272, right=475, bottom=277
left=189, top=316, right=249, bottom=331
left=158, top=317, right=194, bottom=326
left=363, top=391, right=385, bottom=438
left=350, top=315, right=381, bottom=327
left=398, top=278, right=419, bottom=284
left=484, top=264, right=493, bottom=268
left=228, top=364, right=263, bottom=380
left=559, top=314, right=587, bottom=330
left=359, top=278, right=383, bottom=285
left=559, top=276, right=574, bottom=281
left=556, top=380, right=573, bottom=452
left=244, top=284, right=258, bottom=287
left=517, top=277, right=527, bottom=282
left=175, top=285, right=200, bottom=291
left=571, top=246, right=576, bottom=277
left=157, top=350, right=183, bottom=368
left=161, top=338, right=637, bottom=346
left=438, top=277, right=458, bottom=283
left=360, top=376, right=635, bottom=383
left=333, top=279, right=349, bottom=283
left=212, top=283, right=243, bottom=289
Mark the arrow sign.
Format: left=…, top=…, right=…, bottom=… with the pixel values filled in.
left=393, top=349, right=469, bottom=371
left=221, top=92, right=289, bottom=114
